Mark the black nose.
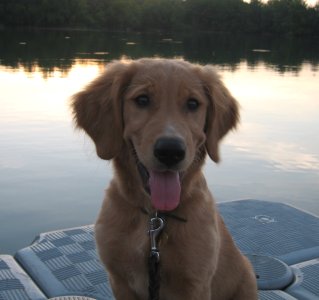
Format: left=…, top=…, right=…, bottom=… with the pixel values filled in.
left=154, top=138, right=186, bottom=167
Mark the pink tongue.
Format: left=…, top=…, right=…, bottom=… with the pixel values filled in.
left=149, top=171, right=181, bottom=211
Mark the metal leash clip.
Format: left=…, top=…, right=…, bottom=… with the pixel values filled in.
left=149, top=216, right=165, bottom=262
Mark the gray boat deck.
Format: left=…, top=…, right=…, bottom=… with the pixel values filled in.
left=1, top=199, right=319, bottom=300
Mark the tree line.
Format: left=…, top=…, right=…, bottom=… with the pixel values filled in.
left=0, top=0, right=318, bottom=36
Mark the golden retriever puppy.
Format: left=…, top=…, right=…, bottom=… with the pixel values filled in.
left=72, top=58, right=257, bottom=300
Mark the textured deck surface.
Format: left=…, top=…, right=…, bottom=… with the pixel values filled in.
left=0, top=199, right=318, bottom=299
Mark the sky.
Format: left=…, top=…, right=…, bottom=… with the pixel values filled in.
left=246, top=0, right=318, bottom=6
left=298, top=0, right=317, bottom=5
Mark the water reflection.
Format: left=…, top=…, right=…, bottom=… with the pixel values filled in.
left=0, top=29, right=319, bottom=254
left=221, top=61, right=319, bottom=173
left=0, top=29, right=318, bottom=77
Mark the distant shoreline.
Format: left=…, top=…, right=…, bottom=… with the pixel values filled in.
left=1, top=25, right=318, bottom=39
left=1, top=0, right=318, bottom=37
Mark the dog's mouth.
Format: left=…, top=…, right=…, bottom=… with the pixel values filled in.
left=137, top=162, right=181, bottom=212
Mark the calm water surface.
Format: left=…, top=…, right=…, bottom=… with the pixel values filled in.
left=1, top=29, right=319, bottom=254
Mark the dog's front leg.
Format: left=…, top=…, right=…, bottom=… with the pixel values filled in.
left=161, top=284, right=212, bottom=300
left=108, top=273, right=140, bottom=300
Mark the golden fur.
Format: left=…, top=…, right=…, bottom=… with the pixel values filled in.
left=72, top=58, right=257, bottom=300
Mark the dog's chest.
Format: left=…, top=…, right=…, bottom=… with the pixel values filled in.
left=105, top=222, right=150, bottom=299
left=120, top=231, right=150, bottom=298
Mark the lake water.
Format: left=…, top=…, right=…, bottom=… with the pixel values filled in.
left=0, top=29, right=318, bottom=254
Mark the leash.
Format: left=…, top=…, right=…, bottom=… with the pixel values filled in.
left=148, top=215, right=165, bottom=300
left=146, top=211, right=187, bottom=300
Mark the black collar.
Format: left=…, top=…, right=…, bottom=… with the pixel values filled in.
left=140, top=207, right=187, bottom=223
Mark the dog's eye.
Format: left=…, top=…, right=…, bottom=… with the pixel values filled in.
left=187, top=98, right=200, bottom=111
left=135, top=95, right=150, bottom=108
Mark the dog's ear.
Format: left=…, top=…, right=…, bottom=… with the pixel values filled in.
left=199, top=65, right=239, bottom=163
left=71, top=61, right=134, bottom=160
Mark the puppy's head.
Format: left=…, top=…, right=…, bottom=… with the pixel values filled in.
left=72, top=58, right=239, bottom=210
